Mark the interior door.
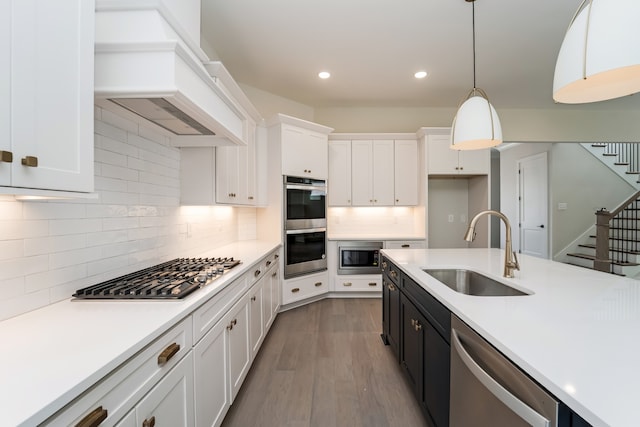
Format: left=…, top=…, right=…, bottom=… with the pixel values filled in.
left=518, top=153, right=549, bottom=258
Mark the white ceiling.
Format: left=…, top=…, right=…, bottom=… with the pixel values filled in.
left=200, top=0, right=640, bottom=111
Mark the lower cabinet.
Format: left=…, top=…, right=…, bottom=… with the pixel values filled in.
left=381, top=255, right=450, bottom=427
left=282, top=270, right=328, bottom=305
left=400, top=293, right=450, bottom=427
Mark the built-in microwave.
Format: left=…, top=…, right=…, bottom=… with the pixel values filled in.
left=284, top=176, right=326, bottom=230
left=338, top=241, right=384, bottom=275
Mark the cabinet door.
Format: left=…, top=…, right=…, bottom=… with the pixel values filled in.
left=228, top=298, right=251, bottom=400
left=249, top=279, right=264, bottom=358
left=262, top=266, right=279, bottom=331
left=427, top=134, right=459, bottom=174
left=394, top=140, right=418, bottom=205
left=459, top=148, right=490, bottom=175
left=382, top=274, right=401, bottom=360
left=216, top=146, right=241, bottom=204
left=194, top=316, right=230, bottom=427
left=401, top=294, right=425, bottom=402
left=245, top=120, right=257, bottom=203
left=136, top=353, right=195, bottom=427
left=10, top=0, right=94, bottom=192
left=372, top=140, right=395, bottom=205
left=181, top=147, right=215, bottom=205
left=282, top=270, right=328, bottom=305
left=0, top=1, right=10, bottom=186
left=328, top=140, right=352, bottom=206
left=351, top=140, right=373, bottom=206
left=281, top=125, right=328, bottom=179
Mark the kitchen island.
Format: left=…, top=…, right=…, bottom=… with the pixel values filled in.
left=381, top=248, right=637, bottom=427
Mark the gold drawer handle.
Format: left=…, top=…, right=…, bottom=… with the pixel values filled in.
left=157, top=342, right=180, bottom=366
left=292, top=287, right=300, bottom=293
left=142, top=416, right=156, bottom=427
left=0, top=150, right=12, bottom=163
left=254, top=269, right=261, bottom=277
left=368, top=282, right=377, bottom=287
left=390, top=270, right=398, bottom=278
left=266, top=260, right=272, bottom=267
left=251, top=296, right=257, bottom=302
left=343, top=282, right=352, bottom=287
left=401, top=244, right=410, bottom=248
left=272, top=272, right=277, bottom=278
left=381, top=261, right=388, bottom=269
left=76, top=406, right=108, bottom=427
left=314, top=282, right=323, bottom=287
left=388, top=283, right=396, bottom=291
left=21, top=155, right=38, bottom=167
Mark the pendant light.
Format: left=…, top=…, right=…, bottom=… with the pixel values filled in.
left=450, top=0, right=502, bottom=151
left=553, top=0, right=640, bottom=104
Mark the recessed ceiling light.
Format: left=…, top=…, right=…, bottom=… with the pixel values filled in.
left=415, top=71, right=428, bottom=79
left=318, top=71, right=331, bottom=79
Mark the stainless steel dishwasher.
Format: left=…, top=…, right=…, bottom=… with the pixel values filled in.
left=450, top=315, right=559, bottom=427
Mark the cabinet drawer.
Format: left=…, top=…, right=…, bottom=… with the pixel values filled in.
left=385, top=240, right=426, bottom=249
left=335, top=276, right=382, bottom=292
left=402, top=275, right=451, bottom=343
left=381, top=257, right=400, bottom=287
left=282, top=272, right=328, bottom=305
left=43, top=317, right=193, bottom=426
left=193, top=274, right=249, bottom=343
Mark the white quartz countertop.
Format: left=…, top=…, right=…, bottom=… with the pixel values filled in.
left=327, top=234, right=425, bottom=241
left=0, top=240, right=280, bottom=427
left=381, top=248, right=638, bottom=427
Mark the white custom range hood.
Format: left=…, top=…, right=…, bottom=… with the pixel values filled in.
left=95, top=1, right=248, bottom=146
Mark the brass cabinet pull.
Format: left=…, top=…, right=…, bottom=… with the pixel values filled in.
left=142, top=416, right=156, bottom=427
left=251, top=296, right=257, bottom=302
left=76, top=406, right=108, bottom=427
left=248, top=196, right=254, bottom=200
left=266, top=260, right=272, bottom=267
left=272, top=272, right=277, bottom=278
left=254, top=269, right=261, bottom=277
left=226, top=318, right=238, bottom=330
left=390, top=270, right=398, bottom=279
left=368, top=282, right=377, bottom=287
left=388, top=283, right=396, bottom=291
left=291, top=287, right=300, bottom=293
left=343, top=282, right=352, bottom=287
left=411, top=319, right=422, bottom=332
left=381, top=261, right=388, bottom=269
left=0, top=151, right=12, bottom=163
left=314, top=282, right=322, bottom=287
left=401, top=244, right=410, bottom=248
left=274, top=254, right=279, bottom=259
left=157, top=342, right=180, bottom=366
left=21, top=156, right=38, bottom=167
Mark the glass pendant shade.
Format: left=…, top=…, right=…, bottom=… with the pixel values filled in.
left=451, top=89, right=502, bottom=150
left=553, top=0, right=640, bottom=104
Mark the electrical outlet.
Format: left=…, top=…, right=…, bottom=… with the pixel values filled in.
left=448, top=214, right=454, bottom=223
left=460, top=214, right=467, bottom=223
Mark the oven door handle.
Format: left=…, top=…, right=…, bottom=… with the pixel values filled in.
left=286, top=184, right=326, bottom=192
left=285, top=228, right=326, bottom=235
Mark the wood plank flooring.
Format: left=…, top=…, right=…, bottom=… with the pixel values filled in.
left=222, top=298, right=427, bottom=427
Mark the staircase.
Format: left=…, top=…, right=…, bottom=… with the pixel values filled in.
left=568, top=142, right=640, bottom=277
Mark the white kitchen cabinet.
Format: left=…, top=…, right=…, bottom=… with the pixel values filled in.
left=3, top=0, right=94, bottom=194
left=281, top=124, right=328, bottom=179
left=267, top=114, right=333, bottom=180
left=264, top=262, right=280, bottom=330
left=329, top=136, right=418, bottom=207
left=282, top=270, right=328, bottom=305
left=385, top=240, right=426, bottom=249
left=216, top=119, right=257, bottom=205
left=352, top=140, right=395, bottom=206
left=334, top=275, right=382, bottom=292
left=181, top=147, right=216, bottom=205
left=135, top=353, right=194, bottom=427
left=328, top=140, right=352, bottom=206
left=249, top=277, right=264, bottom=358
left=427, top=134, right=489, bottom=175
left=394, top=140, right=419, bottom=205
left=42, top=317, right=193, bottom=426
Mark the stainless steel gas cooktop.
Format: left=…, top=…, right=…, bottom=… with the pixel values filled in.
left=72, top=257, right=241, bottom=300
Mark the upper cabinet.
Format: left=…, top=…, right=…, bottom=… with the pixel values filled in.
left=328, top=135, right=418, bottom=207
left=268, top=114, right=333, bottom=180
left=427, top=134, right=489, bottom=175
left=1, top=0, right=94, bottom=195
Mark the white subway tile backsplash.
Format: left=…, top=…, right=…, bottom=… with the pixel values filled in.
left=0, top=106, right=258, bottom=321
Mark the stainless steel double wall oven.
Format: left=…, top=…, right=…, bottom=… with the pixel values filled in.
left=283, top=176, right=327, bottom=278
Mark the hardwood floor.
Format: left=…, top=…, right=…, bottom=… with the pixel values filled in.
left=222, top=298, right=427, bottom=427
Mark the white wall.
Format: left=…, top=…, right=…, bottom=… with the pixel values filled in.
left=0, top=107, right=257, bottom=321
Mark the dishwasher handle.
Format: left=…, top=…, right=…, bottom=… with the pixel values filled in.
left=451, top=328, right=551, bottom=427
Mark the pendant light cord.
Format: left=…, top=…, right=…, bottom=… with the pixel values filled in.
left=472, top=1, right=476, bottom=90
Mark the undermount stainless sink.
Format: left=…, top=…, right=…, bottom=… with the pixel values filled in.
left=423, top=269, right=529, bottom=296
